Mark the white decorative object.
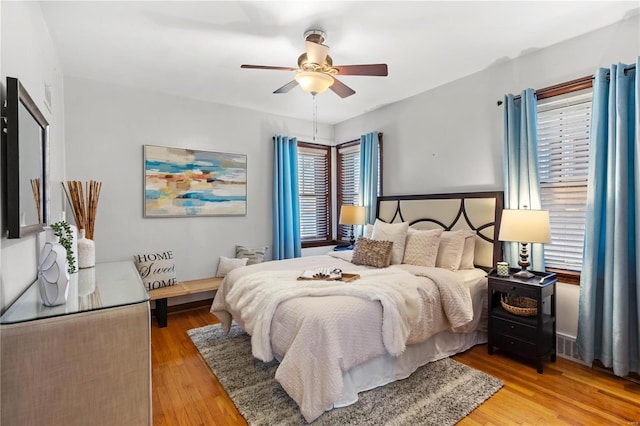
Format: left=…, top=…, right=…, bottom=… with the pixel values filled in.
left=40, top=224, right=79, bottom=272
left=38, top=241, right=70, bottom=306
left=497, top=261, right=510, bottom=277
left=77, top=228, right=95, bottom=269
left=78, top=266, right=96, bottom=296
left=66, top=272, right=79, bottom=313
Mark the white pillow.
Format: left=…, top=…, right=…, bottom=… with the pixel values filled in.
left=459, top=230, right=477, bottom=270
left=436, top=230, right=465, bottom=271
left=402, top=228, right=443, bottom=267
left=216, top=256, right=248, bottom=277
left=371, top=219, right=409, bottom=265
left=363, top=224, right=374, bottom=239
left=133, top=250, right=178, bottom=291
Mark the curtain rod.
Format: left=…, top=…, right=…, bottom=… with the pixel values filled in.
left=496, top=64, right=636, bottom=106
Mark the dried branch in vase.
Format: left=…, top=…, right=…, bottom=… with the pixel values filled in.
left=30, top=178, right=41, bottom=224
left=62, top=180, right=102, bottom=240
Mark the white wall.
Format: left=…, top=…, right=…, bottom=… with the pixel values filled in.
left=335, top=14, right=640, bottom=338
left=63, top=76, right=332, bottom=306
left=0, top=2, right=65, bottom=312
left=3, top=4, right=638, bottom=333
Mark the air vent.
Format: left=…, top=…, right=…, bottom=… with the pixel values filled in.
left=556, top=333, right=585, bottom=364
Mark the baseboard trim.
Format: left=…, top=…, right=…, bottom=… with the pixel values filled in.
left=557, top=333, right=640, bottom=383
left=592, top=360, right=640, bottom=384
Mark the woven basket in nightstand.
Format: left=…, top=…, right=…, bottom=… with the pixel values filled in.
left=501, top=295, right=537, bottom=316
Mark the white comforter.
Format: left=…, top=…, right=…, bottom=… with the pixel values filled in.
left=210, top=254, right=474, bottom=422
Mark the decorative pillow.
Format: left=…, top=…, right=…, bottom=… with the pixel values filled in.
left=402, top=228, right=443, bottom=267
left=216, top=256, right=248, bottom=277
left=435, top=230, right=465, bottom=271
left=236, top=245, right=268, bottom=265
left=351, top=237, right=393, bottom=268
left=133, top=250, right=177, bottom=290
left=459, top=230, right=477, bottom=270
left=363, top=224, right=374, bottom=239
left=371, top=219, right=409, bottom=265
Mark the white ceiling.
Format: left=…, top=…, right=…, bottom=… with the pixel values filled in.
left=39, top=1, right=638, bottom=124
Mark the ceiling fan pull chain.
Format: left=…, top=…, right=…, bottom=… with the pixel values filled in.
left=313, top=95, right=318, bottom=142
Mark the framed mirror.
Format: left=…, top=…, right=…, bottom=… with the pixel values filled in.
left=2, top=76, right=50, bottom=238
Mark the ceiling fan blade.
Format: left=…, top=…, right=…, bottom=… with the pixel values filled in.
left=333, top=64, right=388, bottom=76
left=305, top=41, right=329, bottom=65
left=241, top=64, right=298, bottom=71
left=329, top=77, right=355, bottom=98
left=273, top=80, right=299, bottom=94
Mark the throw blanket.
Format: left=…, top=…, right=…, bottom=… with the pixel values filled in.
left=211, top=258, right=474, bottom=422
left=225, top=267, right=425, bottom=362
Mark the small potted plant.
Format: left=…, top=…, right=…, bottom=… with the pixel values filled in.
left=50, top=221, right=77, bottom=274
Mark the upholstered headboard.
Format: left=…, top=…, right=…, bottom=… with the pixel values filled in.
left=376, top=191, right=503, bottom=270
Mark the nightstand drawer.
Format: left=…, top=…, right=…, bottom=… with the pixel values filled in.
left=493, top=333, right=537, bottom=358
left=491, top=317, right=536, bottom=341
left=489, top=280, right=538, bottom=298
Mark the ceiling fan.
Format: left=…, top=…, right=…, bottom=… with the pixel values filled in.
left=241, top=29, right=388, bottom=98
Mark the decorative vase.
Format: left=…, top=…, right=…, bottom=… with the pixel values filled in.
left=77, top=228, right=95, bottom=269
left=38, top=241, right=70, bottom=306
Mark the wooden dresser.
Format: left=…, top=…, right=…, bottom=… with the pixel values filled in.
left=0, top=261, right=151, bottom=426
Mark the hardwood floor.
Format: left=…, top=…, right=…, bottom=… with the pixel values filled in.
left=152, top=306, right=640, bottom=426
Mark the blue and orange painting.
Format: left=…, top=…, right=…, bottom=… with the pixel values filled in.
left=144, top=145, right=247, bottom=217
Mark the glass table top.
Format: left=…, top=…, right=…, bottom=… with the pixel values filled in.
left=1, top=261, right=149, bottom=324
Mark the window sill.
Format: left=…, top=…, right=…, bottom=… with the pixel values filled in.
left=301, top=240, right=335, bottom=249
left=546, top=268, right=581, bottom=285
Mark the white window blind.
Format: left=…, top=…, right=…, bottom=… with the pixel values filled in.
left=337, top=144, right=360, bottom=240
left=537, top=89, right=592, bottom=271
left=297, top=144, right=330, bottom=241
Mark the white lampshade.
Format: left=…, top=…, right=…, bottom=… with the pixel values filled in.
left=499, top=209, right=551, bottom=244
left=339, top=205, right=366, bottom=226
left=295, top=71, right=334, bottom=95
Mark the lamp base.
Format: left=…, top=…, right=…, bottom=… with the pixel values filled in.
left=513, top=269, right=535, bottom=279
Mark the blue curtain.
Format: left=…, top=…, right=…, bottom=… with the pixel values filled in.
left=358, top=131, right=379, bottom=225
left=502, top=89, right=545, bottom=271
left=577, top=59, right=639, bottom=377
left=273, top=135, right=301, bottom=260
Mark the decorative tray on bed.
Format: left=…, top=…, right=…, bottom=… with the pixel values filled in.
left=297, top=269, right=360, bottom=282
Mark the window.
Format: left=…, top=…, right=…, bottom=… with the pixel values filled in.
left=297, top=143, right=331, bottom=245
left=537, top=86, right=592, bottom=279
left=296, top=135, right=383, bottom=247
left=336, top=137, right=383, bottom=241
left=337, top=142, right=360, bottom=240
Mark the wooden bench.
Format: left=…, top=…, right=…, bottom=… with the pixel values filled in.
left=148, top=277, right=222, bottom=328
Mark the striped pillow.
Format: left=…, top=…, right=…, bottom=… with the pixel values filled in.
left=236, top=245, right=268, bottom=265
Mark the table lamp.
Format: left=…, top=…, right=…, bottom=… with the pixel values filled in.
left=498, top=208, right=551, bottom=278
left=339, top=205, right=366, bottom=247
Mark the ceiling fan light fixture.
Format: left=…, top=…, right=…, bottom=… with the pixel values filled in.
left=295, top=71, right=334, bottom=96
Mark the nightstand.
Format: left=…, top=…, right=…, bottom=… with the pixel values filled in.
left=487, top=269, right=557, bottom=373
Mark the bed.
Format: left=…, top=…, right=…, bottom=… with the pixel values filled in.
left=211, top=191, right=503, bottom=423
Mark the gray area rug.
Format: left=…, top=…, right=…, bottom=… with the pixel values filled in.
left=188, top=323, right=503, bottom=425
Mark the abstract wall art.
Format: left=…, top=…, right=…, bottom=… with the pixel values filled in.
left=144, top=145, right=247, bottom=217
